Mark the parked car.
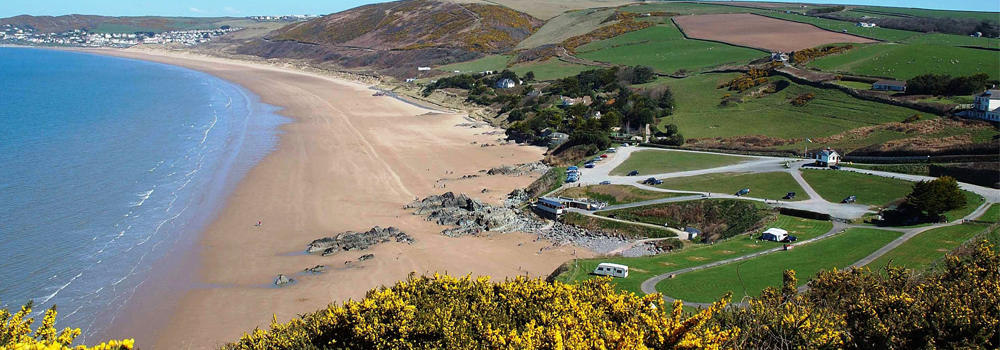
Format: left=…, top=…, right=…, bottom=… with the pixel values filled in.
left=781, top=235, right=798, bottom=243
left=736, top=188, right=750, bottom=196
left=653, top=179, right=663, bottom=185
left=585, top=162, right=595, bottom=168
left=643, top=177, right=657, bottom=184
left=622, top=143, right=630, bottom=147
left=567, top=166, right=578, bottom=171
left=627, top=170, right=639, bottom=176
left=600, top=154, right=609, bottom=158
left=783, top=192, right=796, bottom=199
left=842, top=195, right=857, bottom=203
left=607, top=148, right=616, bottom=153
left=600, top=181, right=611, bottom=185
left=830, top=165, right=841, bottom=170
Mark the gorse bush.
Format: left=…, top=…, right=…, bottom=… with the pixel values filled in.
left=225, top=274, right=735, bottom=349
left=0, top=302, right=134, bottom=350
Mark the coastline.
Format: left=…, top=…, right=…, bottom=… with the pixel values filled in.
left=77, top=48, right=593, bottom=348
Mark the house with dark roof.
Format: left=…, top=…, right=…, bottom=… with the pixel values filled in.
left=967, top=89, right=1000, bottom=122
left=873, top=80, right=906, bottom=92
left=813, top=148, right=841, bottom=167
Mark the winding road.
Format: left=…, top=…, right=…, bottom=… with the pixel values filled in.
left=552, top=146, right=998, bottom=307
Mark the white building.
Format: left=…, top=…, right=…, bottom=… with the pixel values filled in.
left=856, top=22, right=877, bottom=28
left=813, top=148, right=841, bottom=167
left=495, top=78, right=516, bottom=89
left=417, top=67, right=431, bottom=71
left=967, top=89, right=1000, bottom=121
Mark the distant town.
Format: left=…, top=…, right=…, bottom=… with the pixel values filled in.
left=0, top=14, right=319, bottom=48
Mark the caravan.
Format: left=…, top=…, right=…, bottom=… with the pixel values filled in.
left=592, top=263, right=629, bottom=278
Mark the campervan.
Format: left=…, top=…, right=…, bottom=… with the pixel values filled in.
left=593, top=263, right=629, bottom=278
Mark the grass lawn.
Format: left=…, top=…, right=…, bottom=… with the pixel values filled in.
left=555, top=184, right=693, bottom=205
left=650, top=73, right=923, bottom=139
left=903, top=33, right=1000, bottom=49
left=654, top=172, right=810, bottom=201
left=437, top=55, right=512, bottom=73
left=657, top=228, right=903, bottom=303
left=807, top=43, right=1000, bottom=80
left=943, top=191, right=987, bottom=222
left=834, top=80, right=873, bottom=90
left=761, top=12, right=921, bottom=42
left=609, top=150, right=751, bottom=176
left=578, top=22, right=765, bottom=75
left=801, top=169, right=913, bottom=206
left=563, top=212, right=677, bottom=238
left=557, top=215, right=834, bottom=294
left=509, top=58, right=594, bottom=81
left=916, top=95, right=976, bottom=105
left=979, top=203, right=1000, bottom=223
left=577, top=25, right=685, bottom=53
left=867, top=223, right=991, bottom=273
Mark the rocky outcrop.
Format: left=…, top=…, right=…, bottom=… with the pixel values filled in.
left=274, top=274, right=294, bottom=286
left=358, top=254, right=374, bottom=261
left=485, top=162, right=550, bottom=176
left=504, top=188, right=531, bottom=208
left=301, top=265, right=326, bottom=274
left=307, top=226, right=414, bottom=256
left=405, top=192, right=529, bottom=237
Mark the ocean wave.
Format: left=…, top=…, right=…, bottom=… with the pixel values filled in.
left=131, top=187, right=155, bottom=207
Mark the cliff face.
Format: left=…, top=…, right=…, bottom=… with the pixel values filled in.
left=235, top=0, right=543, bottom=77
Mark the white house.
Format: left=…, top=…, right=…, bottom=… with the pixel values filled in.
left=495, top=78, right=516, bottom=89
left=813, top=148, right=841, bottom=166
left=966, top=89, right=1000, bottom=122
left=761, top=228, right=788, bottom=242
left=417, top=67, right=431, bottom=71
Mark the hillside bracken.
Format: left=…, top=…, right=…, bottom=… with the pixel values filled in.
left=791, top=44, right=855, bottom=64
left=0, top=302, right=133, bottom=350
left=562, top=15, right=668, bottom=53
left=718, top=68, right=770, bottom=92
left=224, top=274, right=735, bottom=349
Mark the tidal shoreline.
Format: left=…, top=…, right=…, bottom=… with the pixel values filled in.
left=75, top=48, right=591, bottom=349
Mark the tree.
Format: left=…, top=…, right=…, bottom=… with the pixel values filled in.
left=904, top=176, right=967, bottom=218
left=220, top=25, right=231, bottom=30
left=498, top=69, right=518, bottom=82
left=507, top=109, right=525, bottom=122
left=566, top=103, right=588, bottom=118
left=664, top=123, right=678, bottom=136
left=600, top=110, right=622, bottom=130
left=524, top=71, right=535, bottom=81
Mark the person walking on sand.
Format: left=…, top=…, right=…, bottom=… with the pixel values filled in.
left=256, top=221, right=261, bottom=227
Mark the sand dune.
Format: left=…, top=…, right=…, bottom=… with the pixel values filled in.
left=85, top=49, right=591, bottom=349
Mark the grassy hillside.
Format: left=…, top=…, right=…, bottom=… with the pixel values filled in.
left=270, top=0, right=542, bottom=53
left=657, top=228, right=903, bottom=302
left=621, top=2, right=765, bottom=15
left=868, top=223, right=991, bottom=272
left=438, top=55, right=512, bottom=73
left=509, top=58, right=593, bottom=81
left=0, top=15, right=240, bottom=34
left=578, top=23, right=765, bottom=75
left=807, top=43, right=1000, bottom=80
left=576, top=25, right=686, bottom=53
left=904, top=33, right=1000, bottom=49
left=854, top=6, right=1000, bottom=22
left=649, top=73, right=923, bottom=140
left=761, top=12, right=922, bottom=42
left=515, top=8, right=618, bottom=49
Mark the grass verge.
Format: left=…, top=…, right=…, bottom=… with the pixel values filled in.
left=610, top=150, right=751, bottom=176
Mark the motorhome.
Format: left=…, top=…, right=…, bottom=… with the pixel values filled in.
left=593, top=263, right=629, bottom=278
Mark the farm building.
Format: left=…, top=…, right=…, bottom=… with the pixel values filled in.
left=683, top=227, right=701, bottom=241
left=873, top=80, right=907, bottom=92
left=856, top=22, right=877, bottom=28
left=965, top=89, right=1000, bottom=121
left=496, top=78, right=516, bottom=89
left=813, top=148, right=841, bottom=166
left=417, top=67, right=431, bottom=71
left=761, top=228, right=789, bottom=242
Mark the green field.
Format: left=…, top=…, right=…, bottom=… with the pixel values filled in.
left=657, top=228, right=903, bottom=302
left=438, top=55, right=512, bottom=73
left=621, top=2, right=765, bottom=15
left=800, top=169, right=913, bottom=206
left=856, top=6, right=1000, bottom=22
left=904, top=33, right=1000, bottom=49
left=557, top=215, right=834, bottom=294
left=917, top=95, right=976, bottom=105
left=89, top=16, right=238, bottom=34
left=577, top=25, right=685, bottom=53
left=555, top=184, right=693, bottom=205
left=943, top=191, right=987, bottom=222
left=610, top=150, right=751, bottom=176
left=807, top=43, right=1000, bottom=80
left=649, top=73, right=924, bottom=139
left=516, top=8, right=618, bottom=49
left=834, top=80, right=874, bottom=89
left=509, top=58, right=594, bottom=81
left=980, top=204, right=1000, bottom=223
left=762, top=12, right=922, bottom=42
left=867, top=223, right=991, bottom=272
left=578, top=22, right=765, bottom=75
left=654, top=172, right=810, bottom=201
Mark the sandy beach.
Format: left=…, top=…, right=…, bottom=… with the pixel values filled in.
left=83, top=49, right=593, bottom=349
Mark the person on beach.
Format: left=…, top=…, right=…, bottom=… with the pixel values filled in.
left=256, top=221, right=261, bottom=227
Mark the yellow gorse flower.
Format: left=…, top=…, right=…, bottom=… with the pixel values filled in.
left=0, top=302, right=134, bottom=350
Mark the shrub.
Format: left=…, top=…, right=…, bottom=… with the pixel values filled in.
left=907, top=73, right=989, bottom=96
left=902, top=114, right=921, bottom=123
left=225, top=274, right=735, bottom=349
left=0, top=301, right=135, bottom=350
left=904, top=176, right=967, bottom=218
left=790, top=93, right=815, bottom=107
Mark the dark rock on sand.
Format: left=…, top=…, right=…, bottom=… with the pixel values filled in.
left=307, top=226, right=414, bottom=255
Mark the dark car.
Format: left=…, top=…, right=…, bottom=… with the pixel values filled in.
left=653, top=179, right=663, bottom=185
left=783, top=192, right=796, bottom=199
left=628, top=170, right=639, bottom=176
left=830, top=165, right=841, bottom=170
left=643, top=177, right=657, bottom=184
left=781, top=235, right=798, bottom=243
left=735, top=188, right=750, bottom=196
left=842, top=195, right=857, bottom=203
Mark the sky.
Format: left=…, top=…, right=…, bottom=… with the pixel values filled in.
left=0, top=0, right=997, bottom=18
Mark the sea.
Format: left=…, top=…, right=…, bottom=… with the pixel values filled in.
left=0, top=47, right=287, bottom=341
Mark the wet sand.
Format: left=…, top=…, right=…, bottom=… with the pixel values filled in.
left=86, top=49, right=593, bottom=349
